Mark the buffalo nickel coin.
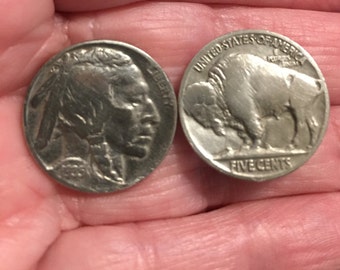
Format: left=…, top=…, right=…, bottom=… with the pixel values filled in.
left=24, top=40, right=177, bottom=193
left=179, top=30, right=329, bottom=181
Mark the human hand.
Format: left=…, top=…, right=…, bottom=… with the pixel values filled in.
left=1, top=1, right=340, bottom=269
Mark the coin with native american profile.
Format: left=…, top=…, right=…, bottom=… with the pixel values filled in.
left=24, top=40, right=177, bottom=193
left=179, top=30, right=329, bottom=181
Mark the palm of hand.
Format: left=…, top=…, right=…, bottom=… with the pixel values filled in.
left=1, top=1, right=340, bottom=269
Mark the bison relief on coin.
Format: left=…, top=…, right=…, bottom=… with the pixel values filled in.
left=24, top=41, right=177, bottom=192
left=179, top=30, right=329, bottom=181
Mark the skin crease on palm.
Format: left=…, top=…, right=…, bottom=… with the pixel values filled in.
left=0, top=0, right=340, bottom=269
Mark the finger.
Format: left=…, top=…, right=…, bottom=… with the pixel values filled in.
left=54, top=0, right=340, bottom=12
left=38, top=193, right=340, bottom=270
left=0, top=0, right=69, bottom=97
left=65, top=3, right=340, bottom=104
left=0, top=0, right=53, bottom=48
left=0, top=199, right=61, bottom=270
left=179, top=0, right=340, bottom=11
left=55, top=0, right=143, bottom=12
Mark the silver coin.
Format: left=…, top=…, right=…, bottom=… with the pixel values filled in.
left=24, top=40, right=177, bottom=193
left=179, top=30, right=329, bottom=181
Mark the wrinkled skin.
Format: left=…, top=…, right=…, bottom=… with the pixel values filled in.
left=0, top=1, right=340, bottom=269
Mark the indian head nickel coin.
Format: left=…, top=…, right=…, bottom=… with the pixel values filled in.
left=179, top=30, right=329, bottom=181
left=24, top=40, right=177, bottom=193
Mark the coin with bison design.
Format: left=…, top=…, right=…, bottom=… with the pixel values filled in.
left=179, top=30, right=329, bottom=181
